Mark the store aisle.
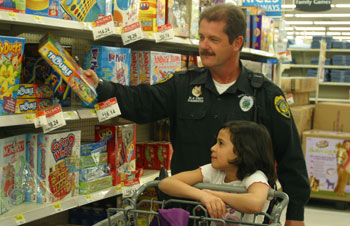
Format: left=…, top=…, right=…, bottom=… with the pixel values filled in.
left=280, top=199, right=350, bottom=226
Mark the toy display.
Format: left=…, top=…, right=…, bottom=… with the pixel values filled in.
left=61, top=0, right=113, bottom=22
left=138, top=0, right=165, bottom=32
left=17, top=84, right=53, bottom=99
left=26, top=0, right=60, bottom=18
left=0, top=134, right=26, bottom=214
left=25, top=133, right=38, bottom=203
left=167, top=0, right=190, bottom=38
left=37, top=130, right=81, bottom=204
left=15, top=98, right=53, bottom=114
left=39, top=34, right=97, bottom=105
left=0, top=0, right=26, bottom=13
left=80, top=141, right=108, bottom=168
left=79, top=175, right=112, bottom=195
left=84, top=45, right=131, bottom=85
left=113, top=0, right=140, bottom=27
left=0, top=35, right=25, bottom=115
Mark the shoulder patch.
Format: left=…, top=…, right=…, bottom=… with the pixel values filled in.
left=274, top=95, right=291, bottom=118
left=156, top=73, right=174, bottom=84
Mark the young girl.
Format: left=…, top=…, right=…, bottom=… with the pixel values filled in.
left=158, top=120, right=277, bottom=224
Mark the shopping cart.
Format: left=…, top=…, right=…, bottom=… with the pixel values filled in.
left=93, top=180, right=289, bottom=226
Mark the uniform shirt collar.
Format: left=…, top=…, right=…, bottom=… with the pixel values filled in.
left=190, top=62, right=255, bottom=96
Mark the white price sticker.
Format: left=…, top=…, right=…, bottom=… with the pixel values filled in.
left=122, top=184, right=141, bottom=198
left=92, top=15, right=115, bottom=40
left=33, top=111, right=48, bottom=128
left=14, top=214, right=25, bottom=225
left=154, top=24, right=174, bottom=43
left=42, top=105, right=66, bottom=133
left=85, top=194, right=93, bottom=202
left=33, top=15, right=44, bottom=24
left=8, top=12, right=17, bottom=21
left=94, top=97, right=121, bottom=122
left=121, top=22, right=144, bottom=45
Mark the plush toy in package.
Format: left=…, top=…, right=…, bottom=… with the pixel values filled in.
left=38, top=34, right=97, bottom=105
left=37, top=130, right=81, bottom=204
left=0, top=134, right=26, bottom=214
left=0, top=35, right=25, bottom=115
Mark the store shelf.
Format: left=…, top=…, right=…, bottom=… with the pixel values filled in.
left=285, top=64, right=318, bottom=69
left=310, top=97, right=350, bottom=103
left=289, top=48, right=350, bottom=53
left=0, top=170, right=161, bottom=226
left=319, top=82, right=350, bottom=86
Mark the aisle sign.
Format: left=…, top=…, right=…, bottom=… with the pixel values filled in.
left=242, top=0, right=282, bottom=17
left=14, top=214, right=26, bottom=225
left=94, top=97, right=121, bottom=122
left=296, top=0, right=331, bottom=12
left=154, top=24, right=174, bottom=43
left=42, top=105, right=66, bottom=133
left=121, top=21, right=144, bottom=45
left=92, top=15, right=115, bottom=40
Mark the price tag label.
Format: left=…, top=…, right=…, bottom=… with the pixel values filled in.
left=154, top=24, right=174, bottom=43
left=92, top=15, right=114, bottom=40
left=94, top=97, right=121, bottom=122
left=42, top=105, right=66, bottom=133
left=122, top=184, right=141, bottom=198
left=8, top=12, right=17, bottom=21
left=33, top=15, right=44, bottom=24
left=33, top=111, right=48, bottom=128
left=53, top=202, right=63, bottom=212
left=85, top=194, right=93, bottom=202
left=14, top=214, right=25, bottom=225
left=121, top=22, right=144, bottom=45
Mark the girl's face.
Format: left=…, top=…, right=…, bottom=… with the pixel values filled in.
left=210, top=128, right=237, bottom=170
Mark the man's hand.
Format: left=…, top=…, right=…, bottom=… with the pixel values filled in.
left=285, top=220, right=305, bottom=226
left=84, top=69, right=99, bottom=88
left=199, top=190, right=227, bottom=219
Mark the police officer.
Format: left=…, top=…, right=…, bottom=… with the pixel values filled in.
left=85, top=3, right=310, bottom=226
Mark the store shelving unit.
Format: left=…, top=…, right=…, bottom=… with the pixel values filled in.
left=0, top=11, right=277, bottom=225
left=282, top=48, right=350, bottom=103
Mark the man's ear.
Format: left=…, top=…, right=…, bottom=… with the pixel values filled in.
left=233, top=36, right=244, bottom=51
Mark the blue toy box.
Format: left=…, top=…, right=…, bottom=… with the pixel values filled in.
left=26, top=0, right=61, bottom=18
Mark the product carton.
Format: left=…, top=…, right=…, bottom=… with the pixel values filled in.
left=303, top=130, right=350, bottom=201
left=37, top=131, right=80, bottom=204
left=313, top=102, right=350, bottom=132
left=281, top=77, right=317, bottom=93
left=290, top=105, right=315, bottom=139
left=25, top=133, right=38, bottom=203
left=26, top=0, right=60, bottom=18
left=285, top=92, right=310, bottom=106
left=113, top=0, right=140, bottom=27
left=139, top=0, right=165, bottom=32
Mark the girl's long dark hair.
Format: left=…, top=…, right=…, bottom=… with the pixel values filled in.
left=220, top=120, right=277, bottom=186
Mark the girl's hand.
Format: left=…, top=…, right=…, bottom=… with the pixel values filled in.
left=199, top=190, right=227, bottom=219
left=84, top=69, right=99, bottom=88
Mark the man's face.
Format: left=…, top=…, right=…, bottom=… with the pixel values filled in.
left=198, top=19, right=237, bottom=69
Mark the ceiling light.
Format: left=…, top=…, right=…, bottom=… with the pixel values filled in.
left=282, top=5, right=296, bottom=9
left=342, top=32, right=350, bottom=35
left=328, top=27, right=350, bottom=31
left=295, top=14, right=350, bottom=18
left=335, top=4, right=350, bottom=8
left=295, top=36, right=313, bottom=40
left=284, top=14, right=294, bottom=17
left=332, top=36, right=350, bottom=40
left=286, top=21, right=313, bottom=25
left=326, top=32, right=341, bottom=35
left=314, top=21, right=350, bottom=25
left=291, top=27, right=326, bottom=31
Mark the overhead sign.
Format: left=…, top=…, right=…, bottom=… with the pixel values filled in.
left=242, top=0, right=282, bottom=17
left=296, top=0, right=332, bottom=12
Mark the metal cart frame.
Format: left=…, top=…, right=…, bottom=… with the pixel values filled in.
left=93, top=180, right=289, bottom=226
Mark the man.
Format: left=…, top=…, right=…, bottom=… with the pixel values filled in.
left=85, top=3, right=310, bottom=226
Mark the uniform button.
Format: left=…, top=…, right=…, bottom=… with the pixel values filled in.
left=213, top=115, right=218, bottom=119
left=217, top=97, right=221, bottom=101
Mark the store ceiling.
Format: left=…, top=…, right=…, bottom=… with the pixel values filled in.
left=282, top=0, right=350, bottom=41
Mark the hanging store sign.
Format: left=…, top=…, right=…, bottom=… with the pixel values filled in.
left=296, top=0, right=332, bottom=12
left=242, top=0, right=282, bottom=17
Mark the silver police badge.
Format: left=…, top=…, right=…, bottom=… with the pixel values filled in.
left=239, top=95, right=254, bottom=112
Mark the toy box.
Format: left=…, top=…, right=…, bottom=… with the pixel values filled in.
left=39, top=34, right=96, bottom=104
left=129, top=50, right=139, bottom=86
left=37, top=130, right=81, bottom=204
left=80, top=141, right=108, bottom=168
left=137, top=142, right=173, bottom=170
left=0, top=134, right=26, bottom=214
left=251, top=15, right=271, bottom=51
left=0, top=0, right=26, bottom=13
left=303, top=130, right=350, bottom=201
left=79, top=175, right=112, bottom=194
left=84, top=45, right=131, bottom=85
left=113, top=0, right=140, bottom=27
left=21, top=43, right=71, bottom=106
left=95, top=123, right=136, bottom=185
left=26, top=0, right=60, bottom=18
left=25, top=133, right=38, bottom=203
left=139, top=0, right=165, bottom=32
left=167, top=0, right=190, bottom=38
left=80, top=164, right=110, bottom=182
left=61, top=0, right=113, bottom=22
left=133, top=51, right=181, bottom=85
left=0, top=35, right=25, bottom=115
left=15, top=98, right=53, bottom=114
left=17, top=84, right=53, bottom=99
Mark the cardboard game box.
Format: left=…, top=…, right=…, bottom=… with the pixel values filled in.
left=26, top=0, right=61, bottom=18
left=139, top=0, right=165, bottom=32
left=0, top=134, right=26, bottom=214
left=0, top=0, right=26, bottom=13
left=303, top=130, right=350, bottom=201
left=0, top=35, right=26, bottom=115
left=113, top=0, right=140, bottom=27
left=39, top=34, right=97, bottom=105
left=37, top=131, right=81, bottom=204
left=25, top=133, right=38, bottom=203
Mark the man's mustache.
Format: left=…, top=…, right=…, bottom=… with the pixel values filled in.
left=200, top=50, right=215, bottom=55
